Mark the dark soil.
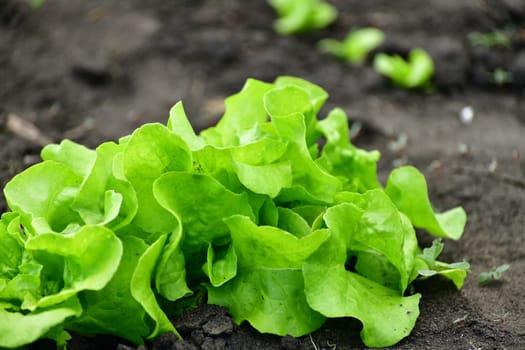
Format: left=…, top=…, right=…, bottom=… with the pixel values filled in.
left=1, top=0, right=525, bottom=349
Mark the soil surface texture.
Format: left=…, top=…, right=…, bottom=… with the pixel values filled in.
left=1, top=0, right=525, bottom=349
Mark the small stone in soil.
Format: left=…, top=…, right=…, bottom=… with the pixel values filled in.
left=459, top=106, right=474, bottom=124
left=190, top=329, right=205, bottom=346
left=202, top=315, right=234, bottom=335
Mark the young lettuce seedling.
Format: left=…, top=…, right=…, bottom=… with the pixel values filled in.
left=415, top=239, right=470, bottom=289
left=373, top=48, right=434, bottom=89
left=479, top=264, right=510, bottom=286
left=491, top=68, right=513, bottom=86
left=318, top=27, right=385, bottom=65
left=268, top=0, right=338, bottom=35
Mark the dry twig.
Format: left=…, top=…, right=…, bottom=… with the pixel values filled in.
left=6, top=113, right=53, bottom=147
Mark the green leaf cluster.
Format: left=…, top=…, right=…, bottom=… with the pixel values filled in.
left=0, top=76, right=467, bottom=348
left=268, top=0, right=338, bottom=35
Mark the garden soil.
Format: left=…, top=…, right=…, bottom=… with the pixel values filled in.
left=1, top=0, right=525, bottom=349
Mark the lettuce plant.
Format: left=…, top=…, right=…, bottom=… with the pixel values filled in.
left=0, top=76, right=467, bottom=349
left=318, top=28, right=385, bottom=64
left=373, top=48, right=434, bottom=89
left=268, top=0, right=338, bottom=35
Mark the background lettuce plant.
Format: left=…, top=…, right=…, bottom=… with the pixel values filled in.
left=318, top=27, right=385, bottom=64
left=373, top=48, right=435, bottom=89
left=267, top=0, right=338, bottom=35
left=0, top=76, right=467, bottom=349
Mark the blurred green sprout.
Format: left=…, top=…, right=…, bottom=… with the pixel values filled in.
left=373, top=48, right=434, bottom=89
left=28, top=0, right=45, bottom=9
left=318, top=27, right=385, bottom=65
left=468, top=31, right=511, bottom=49
left=479, top=264, right=510, bottom=286
left=492, top=68, right=513, bottom=85
left=268, top=0, right=338, bottom=35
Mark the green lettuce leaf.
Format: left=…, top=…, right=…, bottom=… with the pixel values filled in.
left=4, top=161, right=83, bottom=234
left=303, top=222, right=421, bottom=348
left=203, top=243, right=237, bottom=287
left=155, top=225, right=192, bottom=301
left=131, top=234, right=179, bottom=339
left=274, top=76, right=328, bottom=115
left=70, top=235, right=152, bottom=343
left=71, top=233, right=178, bottom=343
left=0, top=214, right=24, bottom=280
left=6, top=140, right=137, bottom=234
left=201, top=78, right=273, bottom=147
left=0, top=297, right=82, bottom=349
left=326, top=192, right=418, bottom=293
left=385, top=166, right=467, bottom=240
left=123, top=123, right=192, bottom=234
left=208, top=215, right=329, bottom=336
left=415, top=239, right=469, bottom=289
left=72, top=141, right=137, bottom=231
left=41, top=139, right=96, bottom=177
left=271, top=113, right=341, bottom=204
left=24, top=226, right=123, bottom=310
left=265, top=85, right=314, bottom=135
left=276, top=207, right=311, bottom=238
left=0, top=224, right=122, bottom=348
left=154, top=172, right=254, bottom=251
left=167, top=101, right=205, bottom=151
left=316, top=108, right=381, bottom=192
left=230, top=137, right=292, bottom=197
